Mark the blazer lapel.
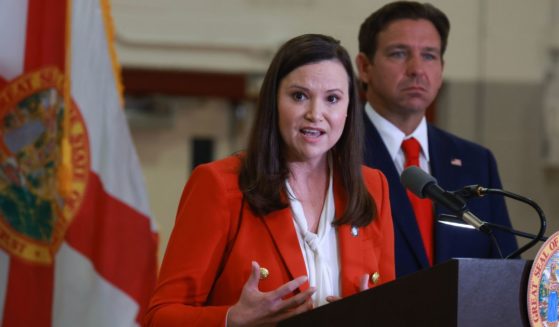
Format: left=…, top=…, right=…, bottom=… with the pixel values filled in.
left=428, top=124, right=464, bottom=192
left=261, top=206, right=309, bottom=291
left=331, top=173, right=361, bottom=296
left=338, top=224, right=365, bottom=296
left=428, top=125, right=469, bottom=262
left=364, top=118, right=430, bottom=269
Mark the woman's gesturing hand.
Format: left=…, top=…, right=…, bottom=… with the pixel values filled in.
left=227, top=261, right=316, bottom=327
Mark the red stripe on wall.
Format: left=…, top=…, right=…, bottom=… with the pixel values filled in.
left=2, top=257, right=54, bottom=327
left=24, top=0, right=66, bottom=72
left=64, top=172, right=158, bottom=324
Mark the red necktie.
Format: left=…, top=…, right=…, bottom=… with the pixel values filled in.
left=401, top=138, right=434, bottom=265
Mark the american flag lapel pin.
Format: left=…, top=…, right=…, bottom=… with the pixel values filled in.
left=450, top=158, right=462, bottom=167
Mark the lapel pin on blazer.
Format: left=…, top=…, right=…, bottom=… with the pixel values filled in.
left=351, top=226, right=359, bottom=237
left=450, top=158, right=462, bottom=167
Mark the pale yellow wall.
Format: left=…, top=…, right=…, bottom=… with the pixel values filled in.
left=128, top=97, right=253, bottom=262
left=113, top=0, right=554, bottom=81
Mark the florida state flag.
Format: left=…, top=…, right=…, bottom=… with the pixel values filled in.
left=0, top=0, right=158, bottom=326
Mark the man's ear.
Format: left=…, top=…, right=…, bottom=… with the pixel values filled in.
left=355, top=52, right=372, bottom=83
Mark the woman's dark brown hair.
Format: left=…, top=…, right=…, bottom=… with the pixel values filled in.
left=239, top=34, right=376, bottom=227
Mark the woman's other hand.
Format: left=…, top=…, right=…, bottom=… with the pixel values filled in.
left=325, top=273, right=370, bottom=303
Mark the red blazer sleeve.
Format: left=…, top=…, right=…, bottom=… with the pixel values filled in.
left=374, top=168, right=396, bottom=284
left=144, top=160, right=241, bottom=327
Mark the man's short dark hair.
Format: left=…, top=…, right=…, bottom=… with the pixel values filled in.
left=358, top=1, right=450, bottom=59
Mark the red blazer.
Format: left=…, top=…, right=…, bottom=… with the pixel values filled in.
left=145, top=155, right=395, bottom=327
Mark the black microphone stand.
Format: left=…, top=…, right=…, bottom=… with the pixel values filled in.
left=437, top=214, right=547, bottom=241
left=481, top=222, right=548, bottom=242
left=454, top=186, right=547, bottom=259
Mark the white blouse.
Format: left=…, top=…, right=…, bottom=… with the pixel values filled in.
left=286, top=169, right=340, bottom=307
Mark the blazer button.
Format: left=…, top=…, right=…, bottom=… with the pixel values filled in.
left=259, top=267, right=269, bottom=280
left=370, top=272, right=380, bottom=284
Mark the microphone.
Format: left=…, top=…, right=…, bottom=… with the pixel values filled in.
left=400, top=166, right=488, bottom=232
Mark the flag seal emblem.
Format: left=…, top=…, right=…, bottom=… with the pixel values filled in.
left=0, top=66, right=90, bottom=264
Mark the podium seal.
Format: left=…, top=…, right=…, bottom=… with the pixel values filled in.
left=528, top=231, right=559, bottom=326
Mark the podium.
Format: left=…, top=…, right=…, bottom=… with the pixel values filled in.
left=279, top=258, right=532, bottom=327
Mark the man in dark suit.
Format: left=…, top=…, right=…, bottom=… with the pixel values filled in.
left=355, top=1, right=518, bottom=278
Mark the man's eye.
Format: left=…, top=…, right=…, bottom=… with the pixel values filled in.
left=423, top=53, right=438, bottom=61
left=389, top=51, right=406, bottom=59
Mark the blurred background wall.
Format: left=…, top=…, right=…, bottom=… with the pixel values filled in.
left=111, top=0, right=559, bottom=261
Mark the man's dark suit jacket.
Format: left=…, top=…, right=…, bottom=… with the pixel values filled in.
left=363, top=116, right=518, bottom=278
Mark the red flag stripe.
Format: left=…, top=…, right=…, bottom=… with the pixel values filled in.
left=0, top=0, right=158, bottom=324
left=2, top=258, right=53, bottom=327
left=64, top=172, right=158, bottom=324
left=24, top=0, right=66, bottom=72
